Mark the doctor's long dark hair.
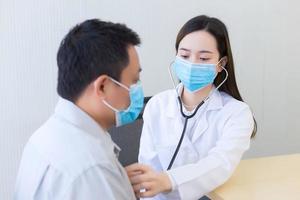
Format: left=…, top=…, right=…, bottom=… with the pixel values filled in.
left=175, top=15, right=257, bottom=137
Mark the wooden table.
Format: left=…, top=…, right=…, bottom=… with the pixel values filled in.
left=208, top=154, right=300, bottom=200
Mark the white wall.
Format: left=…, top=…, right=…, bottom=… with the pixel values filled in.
left=1, top=0, right=300, bottom=199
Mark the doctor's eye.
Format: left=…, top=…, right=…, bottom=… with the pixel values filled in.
left=180, top=55, right=189, bottom=59
left=199, top=57, right=210, bottom=62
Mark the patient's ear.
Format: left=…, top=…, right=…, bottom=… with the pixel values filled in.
left=93, top=75, right=110, bottom=99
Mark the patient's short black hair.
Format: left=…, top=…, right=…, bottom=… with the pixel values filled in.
left=56, top=19, right=140, bottom=102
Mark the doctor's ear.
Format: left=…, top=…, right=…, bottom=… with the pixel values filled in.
left=93, top=75, right=110, bottom=98
left=217, top=56, right=228, bottom=72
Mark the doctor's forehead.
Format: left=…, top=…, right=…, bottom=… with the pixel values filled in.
left=178, top=30, right=218, bottom=53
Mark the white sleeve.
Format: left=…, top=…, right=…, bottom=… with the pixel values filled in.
left=138, top=102, right=157, bottom=167
left=167, top=106, right=254, bottom=199
left=62, top=165, right=134, bottom=200
left=139, top=99, right=182, bottom=200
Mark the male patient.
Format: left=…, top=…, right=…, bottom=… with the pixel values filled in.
left=15, top=19, right=143, bottom=200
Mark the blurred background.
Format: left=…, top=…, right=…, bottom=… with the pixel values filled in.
left=1, top=0, right=300, bottom=199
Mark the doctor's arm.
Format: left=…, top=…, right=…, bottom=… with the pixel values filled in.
left=126, top=101, right=173, bottom=198
left=127, top=106, right=254, bottom=199
left=126, top=163, right=172, bottom=198
left=165, top=106, right=254, bottom=199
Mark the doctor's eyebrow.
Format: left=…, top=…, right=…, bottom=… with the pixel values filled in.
left=179, top=48, right=190, bottom=52
left=198, top=50, right=213, bottom=54
left=179, top=48, right=213, bottom=54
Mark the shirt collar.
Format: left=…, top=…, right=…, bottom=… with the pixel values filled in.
left=165, top=84, right=224, bottom=118
left=54, top=98, right=121, bottom=155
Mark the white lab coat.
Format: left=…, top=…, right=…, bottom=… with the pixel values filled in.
left=138, top=84, right=254, bottom=200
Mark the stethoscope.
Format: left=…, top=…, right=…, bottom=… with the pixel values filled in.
left=167, top=60, right=228, bottom=170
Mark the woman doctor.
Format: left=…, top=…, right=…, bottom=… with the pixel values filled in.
left=126, top=15, right=257, bottom=200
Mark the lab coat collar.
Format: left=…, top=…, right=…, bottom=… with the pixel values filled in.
left=166, top=84, right=223, bottom=118
left=54, top=98, right=121, bottom=155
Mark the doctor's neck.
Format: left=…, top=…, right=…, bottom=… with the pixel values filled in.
left=181, top=84, right=213, bottom=111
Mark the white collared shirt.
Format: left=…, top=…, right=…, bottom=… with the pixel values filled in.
left=15, top=98, right=136, bottom=200
left=139, top=84, right=254, bottom=200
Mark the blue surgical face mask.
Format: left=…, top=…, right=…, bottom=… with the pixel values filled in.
left=171, top=56, right=218, bottom=93
left=103, top=78, right=144, bottom=127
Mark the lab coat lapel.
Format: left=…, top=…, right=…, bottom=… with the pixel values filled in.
left=191, top=110, right=209, bottom=143
left=160, top=104, right=203, bottom=170
left=158, top=115, right=202, bottom=170
left=191, top=89, right=223, bottom=143
left=156, top=115, right=183, bottom=170
left=159, top=86, right=224, bottom=168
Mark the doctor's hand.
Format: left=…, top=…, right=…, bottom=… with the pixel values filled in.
left=125, top=163, right=172, bottom=198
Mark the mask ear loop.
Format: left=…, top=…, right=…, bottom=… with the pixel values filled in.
left=102, top=77, right=131, bottom=113
left=109, top=78, right=130, bottom=91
